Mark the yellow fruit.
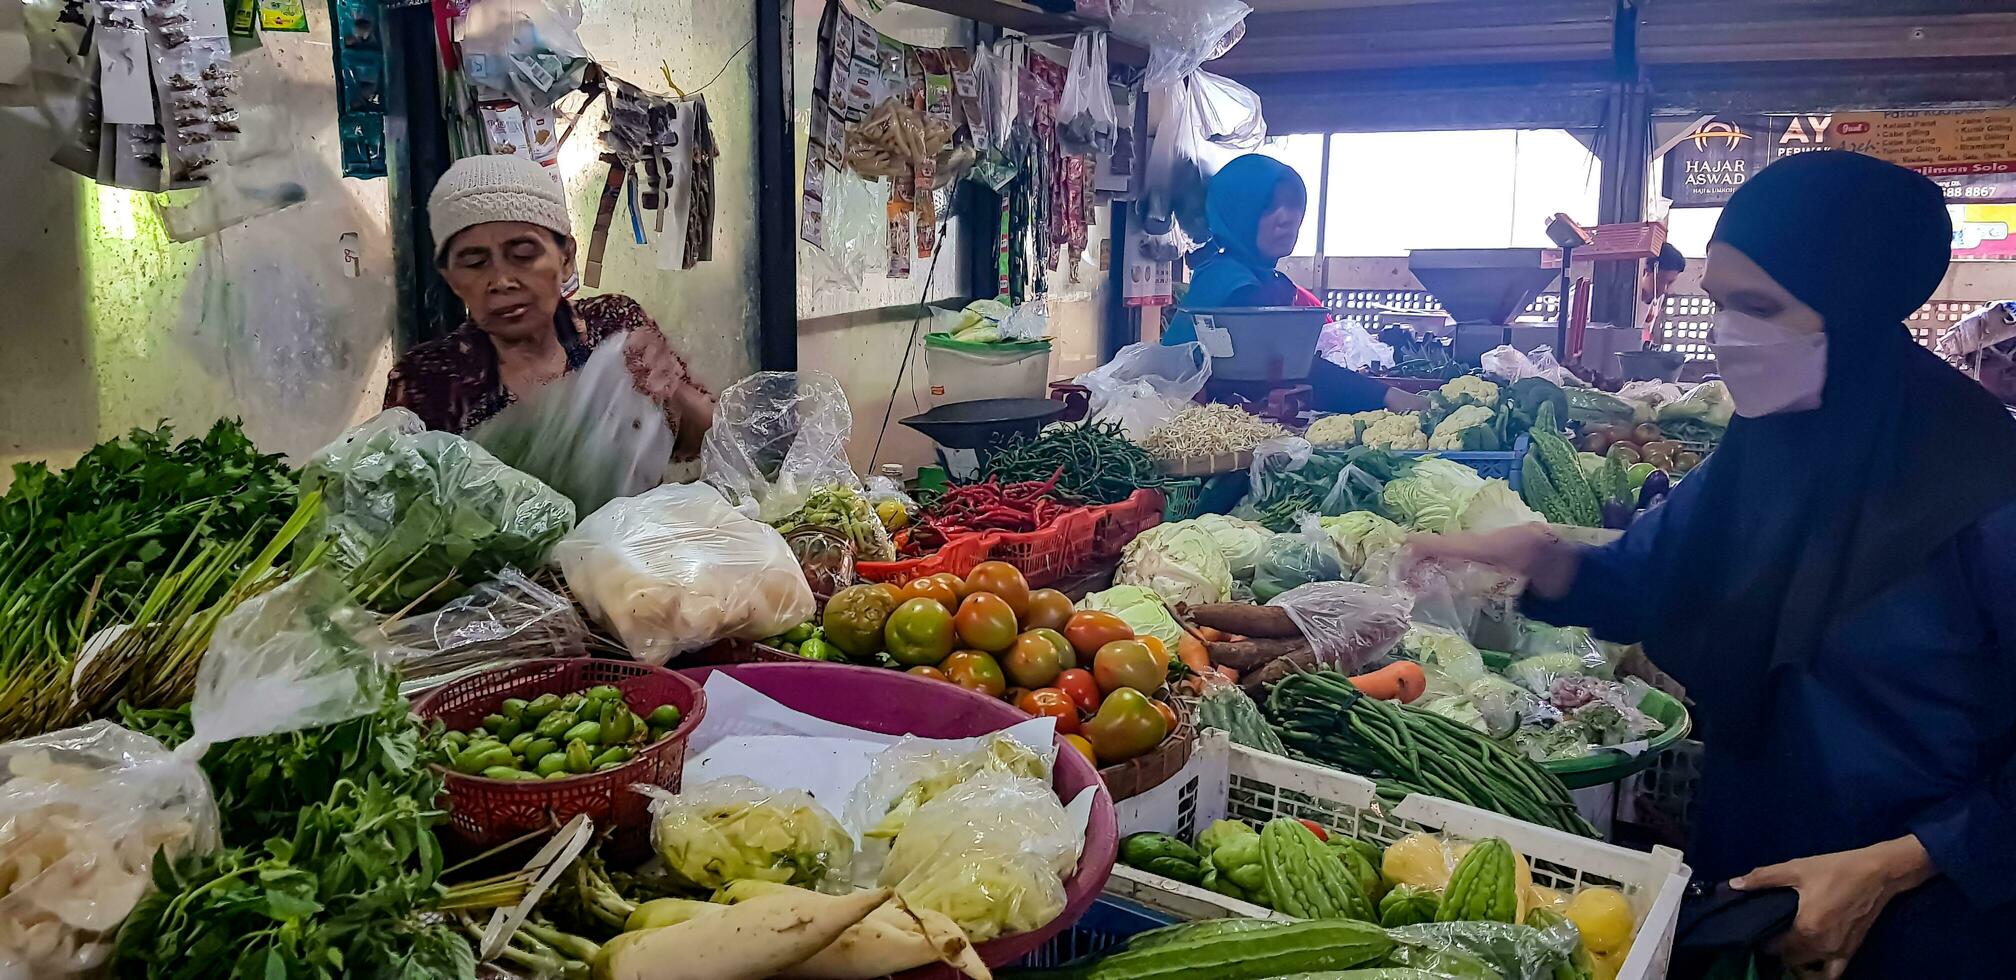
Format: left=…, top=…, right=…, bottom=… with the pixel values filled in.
left=1565, top=886, right=1636, bottom=956
left=1590, top=947, right=1624, bottom=980
left=1527, top=884, right=1570, bottom=913
left=1381, top=833, right=1453, bottom=890
left=876, top=499, right=909, bottom=531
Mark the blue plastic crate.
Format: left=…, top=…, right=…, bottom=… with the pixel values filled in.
left=1397, top=433, right=1530, bottom=490
left=1015, top=897, right=1175, bottom=968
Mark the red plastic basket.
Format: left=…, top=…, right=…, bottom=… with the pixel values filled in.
left=1090, top=489, right=1167, bottom=562
left=988, top=508, right=1100, bottom=588
left=413, top=658, right=706, bottom=848
left=856, top=530, right=997, bottom=585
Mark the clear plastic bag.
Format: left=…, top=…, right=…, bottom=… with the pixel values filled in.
left=299, top=409, right=577, bottom=612
left=0, top=571, right=397, bottom=977
left=472, top=336, right=678, bottom=515
left=1318, top=320, right=1395, bottom=372
left=1386, top=919, right=1585, bottom=980
left=1111, top=0, right=1254, bottom=91
left=1077, top=341, right=1211, bottom=440
left=879, top=771, right=1076, bottom=943
left=845, top=734, right=1051, bottom=847
left=1246, top=436, right=1312, bottom=505
left=1250, top=517, right=1347, bottom=603
left=1058, top=31, right=1117, bottom=156
left=700, top=371, right=861, bottom=523
left=382, top=568, right=588, bottom=692
left=638, top=776, right=854, bottom=893
left=459, top=0, right=590, bottom=109
left=1266, top=580, right=1413, bottom=672
left=552, top=482, right=816, bottom=663
left=1141, top=70, right=1266, bottom=238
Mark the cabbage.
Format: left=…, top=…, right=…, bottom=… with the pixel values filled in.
left=1080, top=585, right=1184, bottom=651
left=1401, top=624, right=1486, bottom=701
left=1659, top=380, right=1734, bottom=428
left=1251, top=532, right=1346, bottom=603
left=1319, top=511, right=1407, bottom=575
left=1381, top=459, right=1486, bottom=533
left=1458, top=479, right=1544, bottom=532
left=1507, top=651, right=1590, bottom=694
left=1115, top=522, right=1235, bottom=604
left=1190, top=514, right=1273, bottom=578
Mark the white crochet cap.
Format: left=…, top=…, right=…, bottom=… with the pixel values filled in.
left=428, top=154, right=572, bottom=260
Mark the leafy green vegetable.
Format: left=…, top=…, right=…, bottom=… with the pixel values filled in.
left=1081, top=585, right=1185, bottom=651
left=1458, top=479, right=1544, bottom=533
left=1318, top=511, right=1407, bottom=577
left=1116, top=522, right=1235, bottom=604
left=0, top=420, right=299, bottom=738
left=299, top=414, right=575, bottom=611
left=1252, top=530, right=1347, bottom=603
left=1381, top=459, right=1486, bottom=533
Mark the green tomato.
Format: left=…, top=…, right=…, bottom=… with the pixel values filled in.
left=885, top=597, right=957, bottom=666
left=797, top=637, right=837, bottom=661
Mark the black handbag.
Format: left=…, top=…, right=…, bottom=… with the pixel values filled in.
left=1669, top=879, right=1800, bottom=980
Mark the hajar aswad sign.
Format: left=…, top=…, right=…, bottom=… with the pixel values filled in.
left=1663, top=110, right=2016, bottom=208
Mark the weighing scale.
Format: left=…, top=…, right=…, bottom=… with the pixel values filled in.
left=899, top=397, right=1067, bottom=481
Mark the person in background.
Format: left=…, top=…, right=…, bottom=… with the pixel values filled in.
left=1937, top=300, right=2016, bottom=413
left=1640, top=241, right=1687, bottom=346
left=1163, top=154, right=1425, bottom=413
left=1412, top=151, right=2016, bottom=978
left=384, top=154, right=715, bottom=458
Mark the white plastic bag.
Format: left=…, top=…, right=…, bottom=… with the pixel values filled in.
left=1077, top=341, right=1211, bottom=440
left=701, top=371, right=861, bottom=522
left=1111, top=0, right=1254, bottom=91
left=1319, top=321, right=1395, bottom=372
left=1141, top=70, right=1266, bottom=238
left=1058, top=31, right=1117, bottom=156
left=879, top=771, right=1077, bottom=943
left=1266, top=581, right=1413, bottom=672
left=1479, top=345, right=1586, bottom=388
left=459, top=0, right=590, bottom=108
left=553, top=483, right=816, bottom=663
left=0, top=571, right=398, bottom=977
left=472, top=336, right=679, bottom=515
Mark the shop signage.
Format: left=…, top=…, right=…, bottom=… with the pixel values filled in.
left=1663, top=111, right=2016, bottom=207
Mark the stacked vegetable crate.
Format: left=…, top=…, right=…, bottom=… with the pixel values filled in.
left=1108, top=733, right=1689, bottom=980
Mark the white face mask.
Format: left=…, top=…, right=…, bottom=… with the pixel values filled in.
left=1711, top=310, right=1828, bottom=417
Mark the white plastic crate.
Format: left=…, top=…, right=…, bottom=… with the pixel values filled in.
left=1114, top=732, right=1690, bottom=980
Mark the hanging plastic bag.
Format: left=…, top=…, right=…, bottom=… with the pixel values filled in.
left=472, top=335, right=680, bottom=515
left=1141, top=70, right=1266, bottom=238
left=1078, top=341, right=1211, bottom=439
left=459, top=0, right=590, bottom=109
left=701, top=371, right=861, bottom=522
left=1111, top=0, right=1254, bottom=91
left=800, top=169, right=886, bottom=294
left=299, top=409, right=577, bottom=612
left=1058, top=31, right=1118, bottom=156
left=382, top=568, right=588, bottom=693
left=1266, top=580, right=1413, bottom=672
left=553, top=483, right=816, bottom=663
left=0, top=571, right=397, bottom=977
left=1319, top=321, right=1395, bottom=372
left=879, top=771, right=1077, bottom=943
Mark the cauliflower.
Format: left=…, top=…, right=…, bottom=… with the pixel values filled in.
left=1360, top=413, right=1428, bottom=450
left=1305, top=413, right=1362, bottom=447
left=1438, top=375, right=1500, bottom=410
left=1427, top=404, right=1499, bottom=450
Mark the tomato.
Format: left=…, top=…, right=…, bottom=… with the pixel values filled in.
left=1296, top=818, right=1329, bottom=842
left=1015, top=687, right=1081, bottom=735
left=906, top=666, right=950, bottom=682
left=1055, top=668, right=1102, bottom=714
left=1093, top=639, right=1164, bottom=695
left=872, top=583, right=905, bottom=606
left=1022, top=588, right=1075, bottom=632
left=1138, top=635, right=1168, bottom=665
left=1083, top=688, right=1170, bottom=765
left=822, top=584, right=899, bottom=658
left=942, top=651, right=1006, bottom=697
left=884, top=597, right=957, bottom=666
left=954, top=592, right=1019, bottom=653
left=1063, top=610, right=1133, bottom=658
left=1151, top=698, right=1179, bottom=732
left=1003, top=631, right=1066, bottom=689
left=966, top=561, right=1032, bottom=621
left=1026, top=627, right=1077, bottom=670
left=897, top=576, right=959, bottom=610
left=1062, top=734, right=1097, bottom=766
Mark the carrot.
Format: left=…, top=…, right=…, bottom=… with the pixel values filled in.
left=1175, top=633, right=1215, bottom=693
left=1348, top=661, right=1428, bottom=703
left=1195, top=626, right=1227, bottom=643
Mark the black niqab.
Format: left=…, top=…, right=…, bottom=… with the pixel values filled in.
left=1654, top=151, right=2016, bottom=734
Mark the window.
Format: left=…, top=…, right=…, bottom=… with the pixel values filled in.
left=1256, top=130, right=1601, bottom=257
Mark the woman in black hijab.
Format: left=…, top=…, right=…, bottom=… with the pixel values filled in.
left=1418, top=151, right=2016, bottom=977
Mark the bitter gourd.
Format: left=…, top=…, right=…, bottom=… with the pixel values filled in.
left=1079, top=919, right=1392, bottom=980
left=1261, top=818, right=1375, bottom=921
left=1436, top=837, right=1521, bottom=924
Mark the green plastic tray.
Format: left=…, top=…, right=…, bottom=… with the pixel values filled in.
left=1542, top=688, right=1693, bottom=790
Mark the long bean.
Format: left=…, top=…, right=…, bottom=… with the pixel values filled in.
left=1266, top=670, right=1598, bottom=837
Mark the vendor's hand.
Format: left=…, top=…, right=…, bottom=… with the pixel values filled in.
left=1734, top=835, right=1934, bottom=979
left=1403, top=525, right=1580, bottom=598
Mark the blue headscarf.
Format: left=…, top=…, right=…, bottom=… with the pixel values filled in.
left=1165, top=154, right=1307, bottom=346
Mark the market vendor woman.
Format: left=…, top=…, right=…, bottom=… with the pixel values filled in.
left=1163, top=154, right=1424, bottom=414
left=384, top=154, right=715, bottom=458
left=1418, top=151, right=2016, bottom=977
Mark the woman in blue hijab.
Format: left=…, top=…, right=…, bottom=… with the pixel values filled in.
left=1165, top=154, right=1421, bottom=412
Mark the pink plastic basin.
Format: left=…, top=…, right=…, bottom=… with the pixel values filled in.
left=676, top=662, right=1118, bottom=975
